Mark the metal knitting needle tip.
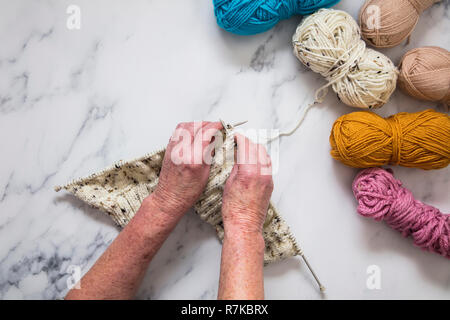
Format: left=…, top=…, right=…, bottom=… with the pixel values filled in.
left=232, top=120, right=248, bottom=127
left=300, top=253, right=325, bottom=292
left=219, top=119, right=227, bottom=129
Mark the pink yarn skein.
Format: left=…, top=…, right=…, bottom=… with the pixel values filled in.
left=352, top=168, right=449, bottom=258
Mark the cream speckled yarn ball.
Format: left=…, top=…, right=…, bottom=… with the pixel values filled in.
left=293, top=9, right=398, bottom=109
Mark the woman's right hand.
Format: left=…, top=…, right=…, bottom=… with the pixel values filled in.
left=221, top=133, right=274, bottom=235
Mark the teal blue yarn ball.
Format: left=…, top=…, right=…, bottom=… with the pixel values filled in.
left=213, top=0, right=341, bottom=35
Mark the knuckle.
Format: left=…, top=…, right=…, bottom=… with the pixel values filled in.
left=237, top=167, right=272, bottom=187
left=177, top=122, right=191, bottom=129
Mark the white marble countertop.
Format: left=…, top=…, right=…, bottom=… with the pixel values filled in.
left=0, top=0, right=449, bottom=300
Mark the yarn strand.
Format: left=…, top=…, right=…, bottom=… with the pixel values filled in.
left=268, top=9, right=398, bottom=144
left=267, top=101, right=317, bottom=143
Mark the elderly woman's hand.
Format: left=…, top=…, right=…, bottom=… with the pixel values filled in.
left=150, top=121, right=223, bottom=218
left=222, top=133, right=274, bottom=235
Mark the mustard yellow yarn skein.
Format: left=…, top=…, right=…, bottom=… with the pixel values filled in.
left=330, top=109, right=450, bottom=170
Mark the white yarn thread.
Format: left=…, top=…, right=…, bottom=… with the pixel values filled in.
left=267, top=9, right=398, bottom=143
left=292, top=9, right=398, bottom=110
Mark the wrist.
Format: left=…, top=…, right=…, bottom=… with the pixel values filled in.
left=222, top=207, right=266, bottom=237
left=223, top=227, right=265, bottom=253
left=224, top=222, right=264, bottom=240
left=147, top=190, right=187, bottom=217
left=130, top=195, right=182, bottom=239
left=138, top=194, right=181, bottom=223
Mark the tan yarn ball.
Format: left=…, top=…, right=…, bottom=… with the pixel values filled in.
left=359, top=0, right=440, bottom=48
left=398, top=46, right=450, bottom=106
left=293, top=9, right=398, bottom=109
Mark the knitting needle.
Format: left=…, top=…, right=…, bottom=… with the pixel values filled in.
left=222, top=119, right=326, bottom=292
left=232, top=120, right=248, bottom=127
left=299, top=252, right=325, bottom=292
left=219, top=119, right=248, bottom=132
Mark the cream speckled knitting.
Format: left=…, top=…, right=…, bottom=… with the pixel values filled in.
left=55, top=124, right=303, bottom=264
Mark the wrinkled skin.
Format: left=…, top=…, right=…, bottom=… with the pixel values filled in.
left=153, top=121, right=223, bottom=216
left=218, top=133, right=273, bottom=300
left=222, top=133, right=274, bottom=234
left=65, top=123, right=273, bottom=300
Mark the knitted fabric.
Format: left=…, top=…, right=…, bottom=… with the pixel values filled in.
left=55, top=124, right=301, bottom=264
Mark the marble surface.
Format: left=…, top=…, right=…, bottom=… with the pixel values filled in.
left=0, top=0, right=449, bottom=300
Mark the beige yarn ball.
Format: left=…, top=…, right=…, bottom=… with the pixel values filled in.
left=293, top=9, right=398, bottom=109
left=359, top=0, right=440, bottom=48
left=398, top=46, right=450, bottom=106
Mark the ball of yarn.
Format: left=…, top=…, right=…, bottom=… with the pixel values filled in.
left=213, top=0, right=341, bottom=35
left=292, top=9, right=398, bottom=109
left=353, top=167, right=449, bottom=258
left=330, top=109, right=450, bottom=170
left=398, top=46, right=450, bottom=106
left=359, top=0, right=440, bottom=48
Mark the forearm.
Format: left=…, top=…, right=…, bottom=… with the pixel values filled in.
left=65, top=194, right=181, bottom=300
left=218, top=228, right=265, bottom=300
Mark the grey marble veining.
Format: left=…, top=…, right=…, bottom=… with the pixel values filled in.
left=0, top=0, right=449, bottom=299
